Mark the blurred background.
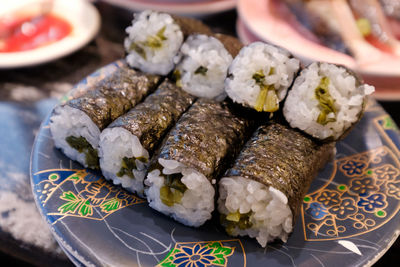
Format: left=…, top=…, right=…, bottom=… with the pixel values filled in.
left=0, top=0, right=399, bottom=265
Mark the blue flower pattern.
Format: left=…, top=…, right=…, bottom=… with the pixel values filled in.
left=358, top=194, right=386, bottom=212
left=341, top=160, right=366, bottom=176
left=306, top=202, right=328, bottom=219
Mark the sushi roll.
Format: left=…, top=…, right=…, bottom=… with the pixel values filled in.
left=283, top=62, right=374, bottom=141
left=98, top=80, right=195, bottom=197
left=218, top=122, right=335, bottom=247
left=225, top=42, right=300, bottom=113
left=145, top=99, right=255, bottom=227
left=174, top=33, right=242, bottom=100
left=50, top=66, right=160, bottom=169
left=124, top=10, right=211, bottom=75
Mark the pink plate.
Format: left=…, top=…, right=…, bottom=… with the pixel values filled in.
left=238, top=0, right=400, bottom=100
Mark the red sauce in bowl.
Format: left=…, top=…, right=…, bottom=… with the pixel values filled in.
left=0, top=14, right=72, bottom=53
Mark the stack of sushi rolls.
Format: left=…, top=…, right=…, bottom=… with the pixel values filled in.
left=174, top=33, right=243, bottom=100
left=283, top=62, right=375, bottom=140
left=124, top=10, right=211, bottom=75
left=99, top=79, right=195, bottom=197
left=225, top=42, right=300, bottom=112
left=145, top=99, right=256, bottom=227
left=218, top=122, right=335, bottom=247
left=49, top=9, right=377, bottom=249
left=50, top=66, right=160, bottom=169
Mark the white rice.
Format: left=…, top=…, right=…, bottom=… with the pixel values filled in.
left=218, top=177, right=293, bottom=247
left=225, top=42, right=300, bottom=110
left=283, top=62, right=375, bottom=140
left=99, top=127, right=149, bottom=197
left=176, top=34, right=233, bottom=100
left=49, top=105, right=100, bottom=168
left=145, top=159, right=215, bottom=227
left=124, top=10, right=184, bottom=75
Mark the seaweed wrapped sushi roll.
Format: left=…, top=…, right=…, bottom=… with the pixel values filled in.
left=218, top=123, right=335, bottom=247
left=174, top=34, right=242, bottom=100
left=124, top=10, right=212, bottom=75
left=98, top=80, right=195, bottom=197
left=50, top=66, right=160, bottom=169
left=225, top=42, right=300, bottom=112
left=283, top=62, right=374, bottom=141
left=145, top=99, right=255, bottom=227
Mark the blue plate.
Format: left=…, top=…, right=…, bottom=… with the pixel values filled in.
left=31, top=61, right=400, bottom=266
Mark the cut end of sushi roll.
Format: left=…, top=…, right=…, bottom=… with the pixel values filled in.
left=218, top=177, right=293, bottom=248
left=175, top=34, right=233, bottom=100
left=145, top=158, right=215, bottom=227
left=50, top=105, right=101, bottom=169
left=124, top=10, right=184, bottom=75
left=99, top=128, right=149, bottom=197
left=225, top=42, right=300, bottom=112
left=283, top=62, right=375, bottom=140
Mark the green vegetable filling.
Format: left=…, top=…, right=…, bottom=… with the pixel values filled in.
left=253, top=68, right=278, bottom=112
left=172, top=69, right=182, bottom=88
left=66, top=136, right=99, bottom=169
left=145, top=26, right=167, bottom=49
left=220, top=211, right=253, bottom=235
left=129, top=42, right=147, bottom=60
left=315, top=77, right=337, bottom=125
left=116, top=156, right=148, bottom=179
left=194, top=66, right=208, bottom=76
left=128, top=26, right=168, bottom=59
left=159, top=172, right=187, bottom=207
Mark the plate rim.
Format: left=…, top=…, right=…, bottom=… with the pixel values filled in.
left=102, top=0, right=237, bottom=16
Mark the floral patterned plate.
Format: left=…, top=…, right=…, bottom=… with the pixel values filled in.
left=31, top=61, right=400, bottom=266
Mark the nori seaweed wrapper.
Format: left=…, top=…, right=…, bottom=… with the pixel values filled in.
left=213, top=33, right=243, bottom=58
left=107, top=79, right=196, bottom=155
left=66, top=66, right=160, bottom=131
left=150, top=99, right=256, bottom=181
left=171, top=15, right=213, bottom=37
left=225, top=122, right=335, bottom=221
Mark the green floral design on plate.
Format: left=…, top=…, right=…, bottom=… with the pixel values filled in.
left=382, top=116, right=398, bottom=131
left=158, top=241, right=234, bottom=267
left=58, top=191, right=93, bottom=217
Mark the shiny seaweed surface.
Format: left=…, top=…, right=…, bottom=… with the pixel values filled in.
left=67, top=66, right=160, bottom=131
left=108, top=79, right=195, bottom=155
left=225, top=122, right=335, bottom=220
left=150, top=99, right=257, bottom=181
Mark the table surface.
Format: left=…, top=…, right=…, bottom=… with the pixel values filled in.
left=0, top=2, right=398, bottom=266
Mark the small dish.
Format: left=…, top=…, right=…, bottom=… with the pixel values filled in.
left=0, top=0, right=100, bottom=69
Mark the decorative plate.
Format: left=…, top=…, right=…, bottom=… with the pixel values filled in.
left=237, top=0, right=400, bottom=101
left=0, top=0, right=100, bottom=69
left=31, top=61, right=400, bottom=266
left=102, top=0, right=236, bottom=16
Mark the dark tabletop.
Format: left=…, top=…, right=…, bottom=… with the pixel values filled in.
left=0, top=2, right=398, bottom=266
